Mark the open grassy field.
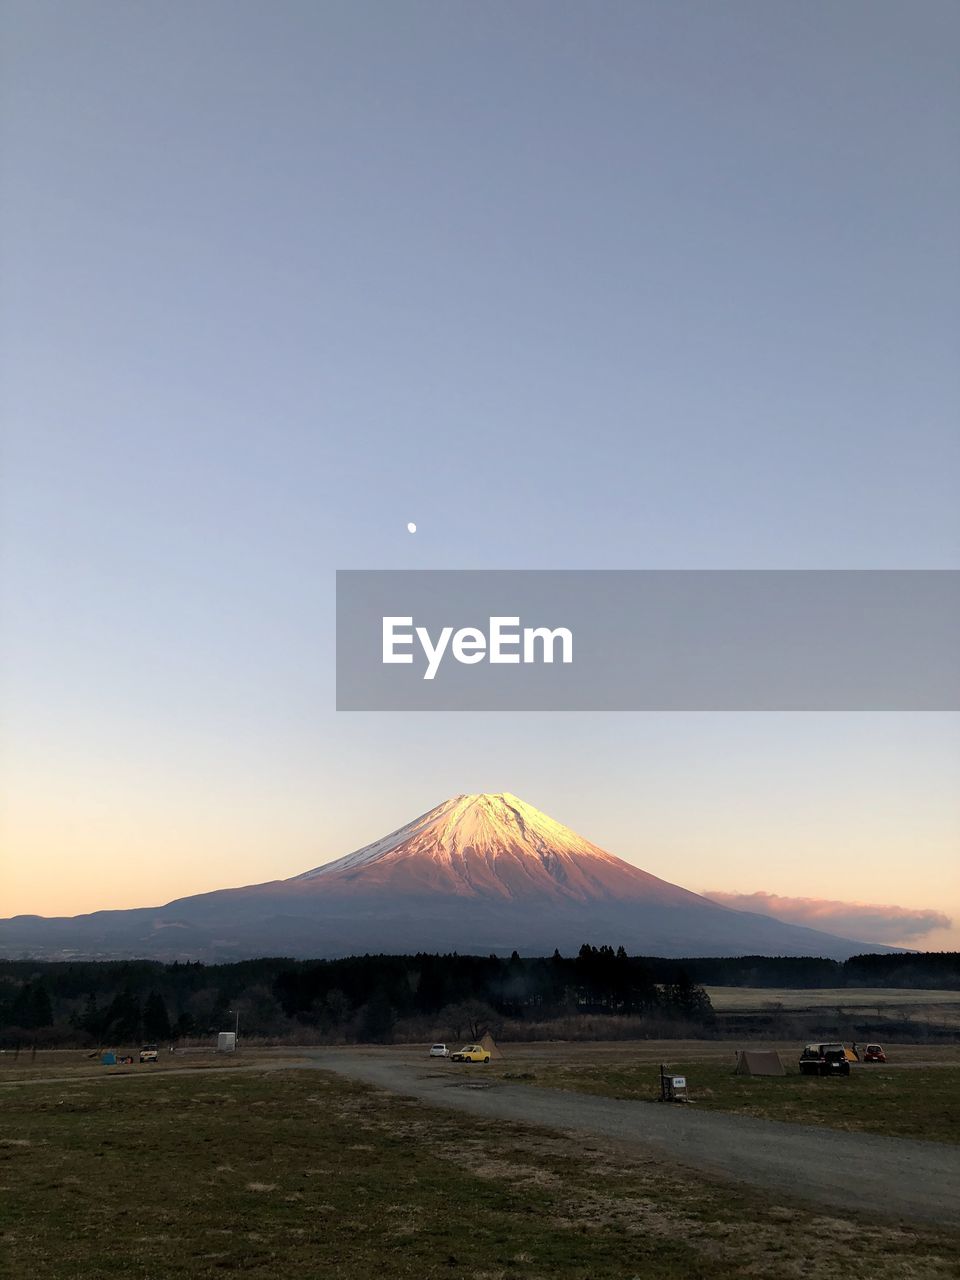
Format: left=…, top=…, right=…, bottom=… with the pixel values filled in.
left=461, top=1040, right=960, bottom=1144
left=705, top=987, right=960, bottom=1010
left=0, top=1045, right=300, bottom=1084
left=520, top=1057, right=960, bottom=1144
left=704, top=987, right=960, bottom=1030
left=7, top=1041, right=960, bottom=1146
left=3, top=1064, right=960, bottom=1280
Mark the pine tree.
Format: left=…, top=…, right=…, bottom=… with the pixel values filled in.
left=103, top=988, right=141, bottom=1040
left=79, top=992, right=103, bottom=1038
left=668, top=970, right=714, bottom=1023
left=142, top=990, right=172, bottom=1040
left=10, top=981, right=53, bottom=1030
left=31, top=983, right=53, bottom=1027
left=174, top=1010, right=196, bottom=1038
left=10, top=983, right=32, bottom=1030
left=357, top=992, right=395, bottom=1043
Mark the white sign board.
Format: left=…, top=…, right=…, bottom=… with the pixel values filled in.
left=217, top=1031, right=237, bottom=1053
left=672, top=1076, right=686, bottom=1089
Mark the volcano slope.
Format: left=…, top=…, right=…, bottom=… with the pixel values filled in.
left=0, top=793, right=889, bottom=960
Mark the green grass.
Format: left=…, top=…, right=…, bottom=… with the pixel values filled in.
left=2, top=1068, right=959, bottom=1279
left=0, top=1070, right=740, bottom=1280
left=528, top=1061, right=960, bottom=1144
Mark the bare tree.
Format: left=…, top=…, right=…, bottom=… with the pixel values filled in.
left=440, top=999, right=499, bottom=1041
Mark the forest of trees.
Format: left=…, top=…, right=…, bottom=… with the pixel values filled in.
left=0, top=948, right=955, bottom=1048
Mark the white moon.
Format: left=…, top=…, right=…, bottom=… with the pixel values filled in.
left=407, top=522, right=417, bottom=533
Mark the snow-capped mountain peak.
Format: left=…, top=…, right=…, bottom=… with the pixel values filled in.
left=293, top=792, right=698, bottom=905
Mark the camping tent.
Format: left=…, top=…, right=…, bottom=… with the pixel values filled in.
left=479, top=1033, right=504, bottom=1061
left=734, top=1050, right=785, bottom=1076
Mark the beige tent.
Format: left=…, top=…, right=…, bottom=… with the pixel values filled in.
left=479, top=1033, right=504, bottom=1061
left=734, top=1049, right=785, bottom=1076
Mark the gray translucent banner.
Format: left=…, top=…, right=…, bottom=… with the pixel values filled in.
left=336, top=570, right=960, bottom=711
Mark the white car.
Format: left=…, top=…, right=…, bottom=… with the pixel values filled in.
left=139, top=1044, right=159, bottom=1064
left=429, top=1043, right=449, bottom=1057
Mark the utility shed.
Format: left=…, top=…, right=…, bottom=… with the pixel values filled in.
left=735, top=1049, right=785, bottom=1076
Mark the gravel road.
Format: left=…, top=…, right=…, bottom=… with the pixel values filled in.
left=310, top=1049, right=960, bottom=1227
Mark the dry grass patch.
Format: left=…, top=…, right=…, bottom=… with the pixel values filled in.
left=1, top=1067, right=958, bottom=1279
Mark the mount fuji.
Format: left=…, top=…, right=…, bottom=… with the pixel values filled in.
left=0, top=793, right=890, bottom=961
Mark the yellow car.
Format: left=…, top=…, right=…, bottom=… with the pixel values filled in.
left=450, top=1044, right=491, bottom=1063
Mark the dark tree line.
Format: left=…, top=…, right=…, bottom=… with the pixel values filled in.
left=4, top=980, right=53, bottom=1030
left=0, top=948, right=954, bottom=1047
left=271, top=945, right=712, bottom=1027
left=639, top=952, right=960, bottom=989
left=72, top=988, right=174, bottom=1041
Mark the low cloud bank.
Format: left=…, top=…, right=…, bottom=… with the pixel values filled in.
left=703, top=890, right=951, bottom=944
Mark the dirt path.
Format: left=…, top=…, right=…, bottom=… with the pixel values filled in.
left=310, top=1049, right=960, bottom=1227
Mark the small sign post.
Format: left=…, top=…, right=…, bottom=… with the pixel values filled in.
left=659, top=1065, right=689, bottom=1102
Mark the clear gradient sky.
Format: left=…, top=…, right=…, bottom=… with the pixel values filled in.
left=2, top=2, right=958, bottom=949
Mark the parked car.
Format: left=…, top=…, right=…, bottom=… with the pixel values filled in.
left=429, top=1043, right=449, bottom=1057
left=799, top=1043, right=850, bottom=1076
left=450, top=1044, right=491, bottom=1063
left=139, top=1044, right=159, bottom=1064
left=862, top=1044, right=886, bottom=1063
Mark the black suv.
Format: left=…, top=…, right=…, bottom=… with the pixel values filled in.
left=799, top=1042, right=850, bottom=1076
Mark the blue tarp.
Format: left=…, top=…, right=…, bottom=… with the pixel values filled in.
left=100, top=1051, right=116, bottom=1065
